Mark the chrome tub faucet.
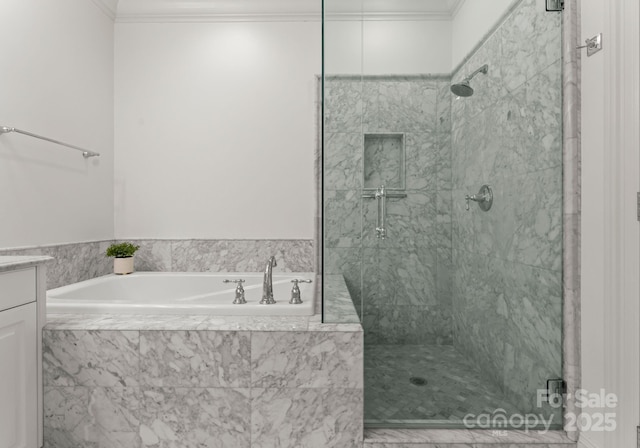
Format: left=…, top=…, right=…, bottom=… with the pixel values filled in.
left=260, top=256, right=277, bottom=304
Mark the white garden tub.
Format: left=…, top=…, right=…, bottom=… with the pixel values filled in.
left=47, top=272, right=315, bottom=316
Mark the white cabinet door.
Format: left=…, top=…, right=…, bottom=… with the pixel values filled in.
left=0, top=303, right=37, bottom=448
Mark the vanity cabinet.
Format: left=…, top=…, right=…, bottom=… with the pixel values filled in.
left=0, top=301, right=37, bottom=448
left=0, top=261, right=48, bottom=448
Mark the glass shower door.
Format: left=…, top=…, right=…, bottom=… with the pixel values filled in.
left=323, top=0, right=564, bottom=431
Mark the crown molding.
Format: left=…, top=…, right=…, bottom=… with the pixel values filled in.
left=115, top=11, right=453, bottom=23
left=91, top=0, right=118, bottom=20
left=116, top=12, right=321, bottom=23
left=115, top=0, right=458, bottom=23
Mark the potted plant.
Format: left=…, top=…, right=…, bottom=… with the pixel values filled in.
left=106, top=242, right=140, bottom=275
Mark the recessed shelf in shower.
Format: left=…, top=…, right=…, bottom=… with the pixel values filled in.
left=363, top=133, right=405, bottom=191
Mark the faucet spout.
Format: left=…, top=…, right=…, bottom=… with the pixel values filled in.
left=260, top=256, right=277, bottom=304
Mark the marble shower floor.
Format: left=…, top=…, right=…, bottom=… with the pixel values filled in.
left=364, top=344, right=521, bottom=425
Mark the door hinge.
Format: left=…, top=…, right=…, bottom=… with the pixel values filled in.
left=545, top=0, right=564, bottom=11
left=544, top=378, right=566, bottom=407
left=637, top=192, right=640, bottom=221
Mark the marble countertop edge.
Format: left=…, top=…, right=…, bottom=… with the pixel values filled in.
left=0, top=255, right=53, bottom=272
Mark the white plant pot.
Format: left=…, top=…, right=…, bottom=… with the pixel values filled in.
left=114, top=257, right=134, bottom=275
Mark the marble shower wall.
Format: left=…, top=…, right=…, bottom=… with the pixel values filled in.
left=0, top=239, right=314, bottom=289
left=450, top=0, right=563, bottom=413
left=324, top=75, right=453, bottom=345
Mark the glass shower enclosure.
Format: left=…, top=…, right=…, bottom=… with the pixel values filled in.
left=322, top=0, right=564, bottom=430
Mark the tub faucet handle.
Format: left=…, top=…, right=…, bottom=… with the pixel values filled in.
left=223, top=279, right=246, bottom=304
left=289, top=279, right=312, bottom=305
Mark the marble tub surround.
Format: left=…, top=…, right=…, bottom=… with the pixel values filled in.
left=323, top=75, right=453, bottom=344
left=323, top=274, right=360, bottom=323
left=0, top=239, right=314, bottom=290
left=126, top=238, right=314, bottom=273
left=0, top=240, right=113, bottom=289
left=43, top=313, right=363, bottom=448
left=450, top=0, right=563, bottom=415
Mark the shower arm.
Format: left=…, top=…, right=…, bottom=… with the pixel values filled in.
left=465, top=64, right=489, bottom=82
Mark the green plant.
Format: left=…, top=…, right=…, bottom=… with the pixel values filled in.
left=106, top=242, right=140, bottom=258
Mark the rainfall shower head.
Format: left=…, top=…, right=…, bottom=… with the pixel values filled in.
left=451, top=64, right=489, bottom=97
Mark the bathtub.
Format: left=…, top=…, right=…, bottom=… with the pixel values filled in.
left=46, top=272, right=315, bottom=316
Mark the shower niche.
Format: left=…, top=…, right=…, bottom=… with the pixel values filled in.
left=363, top=133, right=406, bottom=191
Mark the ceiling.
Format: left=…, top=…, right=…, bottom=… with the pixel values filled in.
left=95, top=0, right=466, bottom=22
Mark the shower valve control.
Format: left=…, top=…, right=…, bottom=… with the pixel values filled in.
left=465, top=185, right=493, bottom=212
left=223, top=279, right=247, bottom=304
left=290, top=279, right=312, bottom=305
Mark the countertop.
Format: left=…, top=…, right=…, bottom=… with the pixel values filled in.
left=0, top=255, right=53, bottom=273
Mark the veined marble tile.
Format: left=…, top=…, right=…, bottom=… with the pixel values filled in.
left=362, top=247, right=436, bottom=307
left=436, top=247, right=453, bottom=310
left=500, top=168, right=562, bottom=270
left=361, top=192, right=437, bottom=249
left=43, top=330, right=139, bottom=388
left=171, top=239, right=313, bottom=272
left=363, top=80, right=438, bottom=133
left=199, top=315, right=310, bottom=331
left=251, top=331, right=363, bottom=388
left=308, top=322, right=363, bottom=332
left=324, top=79, right=363, bottom=133
left=452, top=167, right=562, bottom=272
left=251, top=388, right=362, bottom=448
left=86, top=314, right=208, bottom=331
left=362, top=304, right=452, bottom=345
left=323, top=274, right=361, bottom=324
left=1, top=240, right=113, bottom=289
left=499, top=63, right=563, bottom=175
left=456, top=29, right=508, bottom=120
left=501, top=0, right=562, bottom=93
left=323, top=247, right=362, bottom=306
left=324, top=190, right=362, bottom=248
left=436, top=79, right=452, bottom=134
left=45, top=314, right=108, bottom=330
left=436, top=189, right=452, bottom=251
left=140, top=331, right=250, bottom=387
left=405, top=133, right=437, bottom=191
left=44, top=386, right=90, bottom=448
left=452, top=249, right=562, bottom=414
left=363, top=428, right=573, bottom=444
left=451, top=105, right=504, bottom=191
left=436, top=80, right=453, bottom=191
left=123, top=239, right=172, bottom=272
left=44, top=386, right=141, bottom=448
left=139, top=387, right=251, bottom=448
left=324, top=132, right=363, bottom=190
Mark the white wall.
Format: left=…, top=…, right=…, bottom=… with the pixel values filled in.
left=114, top=21, right=320, bottom=240
left=579, top=0, right=606, bottom=445
left=451, top=0, right=517, bottom=69
left=580, top=0, right=640, bottom=446
left=0, top=0, right=115, bottom=248
left=325, top=20, right=451, bottom=74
